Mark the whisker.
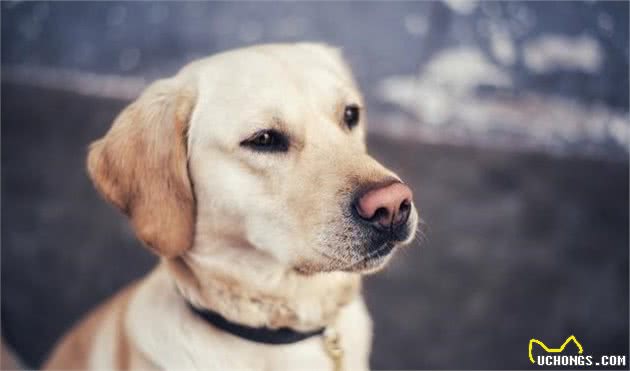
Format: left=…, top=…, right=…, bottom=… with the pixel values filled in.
left=413, top=218, right=428, bottom=246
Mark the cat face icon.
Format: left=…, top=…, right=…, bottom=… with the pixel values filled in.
left=528, top=335, right=584, bottom=364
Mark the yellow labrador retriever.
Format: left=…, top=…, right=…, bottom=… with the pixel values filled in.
left=44, top=43, right=419, bottom=371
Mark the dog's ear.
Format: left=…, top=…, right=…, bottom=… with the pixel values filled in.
left=87, top=78, right=197, bottom=258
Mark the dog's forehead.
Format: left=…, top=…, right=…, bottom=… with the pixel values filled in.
left=188, top=44, right=359, bottom=109
left=184, top=44, right=365, bottom=149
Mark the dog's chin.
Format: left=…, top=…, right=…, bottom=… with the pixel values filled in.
left=342, top=242, right=398, bottom=274
left=294, top=241, right=400, bottom=275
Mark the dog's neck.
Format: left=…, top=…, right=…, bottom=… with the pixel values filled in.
left=164, top=249, right=361, bottom=332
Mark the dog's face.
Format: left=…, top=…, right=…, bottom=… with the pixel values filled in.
left=88, top=43, right=418, bottom=274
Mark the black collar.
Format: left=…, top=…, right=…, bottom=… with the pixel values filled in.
left=187, top=302, right=325, bottom=345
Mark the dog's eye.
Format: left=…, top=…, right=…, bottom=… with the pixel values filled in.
left=240, top=129, right=289, bottom=153
left=343, top=105, right=360, bottom=129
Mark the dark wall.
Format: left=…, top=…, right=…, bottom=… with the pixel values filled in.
left=2, top=82, right=628, bottom=369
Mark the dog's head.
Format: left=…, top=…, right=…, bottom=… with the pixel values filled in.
left=88, top=43, right=419, bottom=274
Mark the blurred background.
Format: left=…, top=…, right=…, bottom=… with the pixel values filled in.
left=2, top=1, right=628, bottom=369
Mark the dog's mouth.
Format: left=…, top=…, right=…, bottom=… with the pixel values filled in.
left=365, top=241, right=396, bottom=260
left=342, top=241, right=398, bottom=272
left=299, top=206, right=418, bottom=274
left=304, top=239, right=399, bottom=274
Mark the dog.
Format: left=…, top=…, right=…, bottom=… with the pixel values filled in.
left=43, top=43, right=419, bottom=371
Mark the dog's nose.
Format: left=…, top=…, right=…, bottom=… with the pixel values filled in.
left=354, top=182, right=413, bottom=230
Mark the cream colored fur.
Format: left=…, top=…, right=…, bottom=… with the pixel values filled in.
left=44, top=43, right=418, bottom=371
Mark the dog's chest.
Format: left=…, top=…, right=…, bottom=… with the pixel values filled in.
left=126, top=270, right=372, bottom=371
left=196, top=336, right=336, bottom=371
left=142, top=313, right=368, bottom=371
